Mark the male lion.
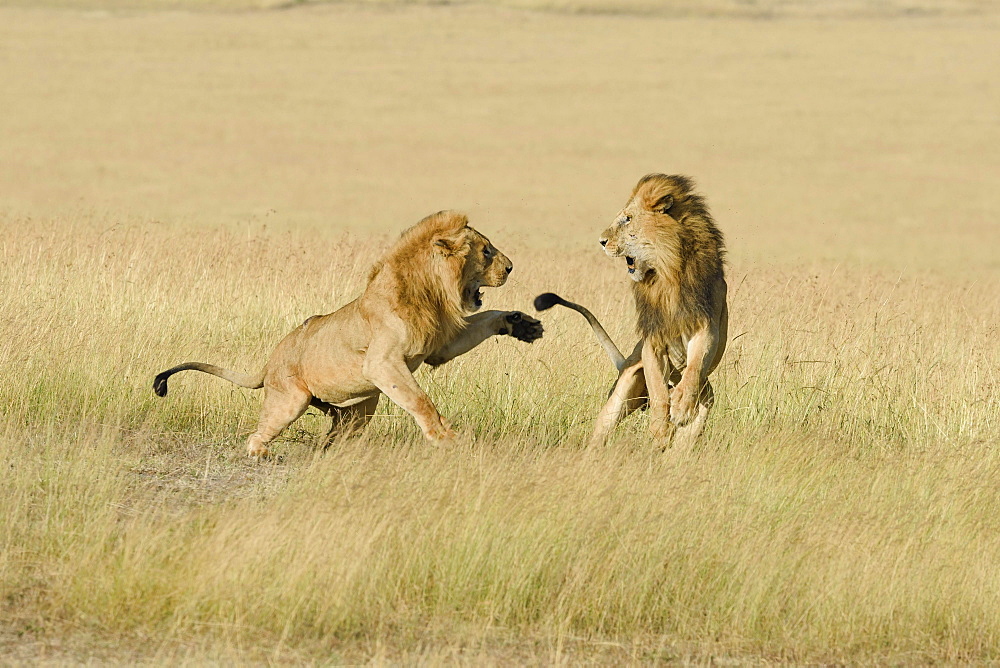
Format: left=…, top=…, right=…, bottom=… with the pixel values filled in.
left=536, top=174, right=727, bottom=449
left=154, top=210, right=543, bottom=458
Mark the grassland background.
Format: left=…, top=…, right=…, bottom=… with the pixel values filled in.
left=2, top=0, right=1000, bottom=664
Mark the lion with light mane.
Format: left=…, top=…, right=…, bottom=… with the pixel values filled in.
left=154, top=210, right=542, bottom=458
left=536, top=174, right=727, bottom=449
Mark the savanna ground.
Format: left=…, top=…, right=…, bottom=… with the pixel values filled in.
left=2, top=0, right=1000, bottom=664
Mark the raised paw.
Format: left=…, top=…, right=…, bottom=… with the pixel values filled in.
left=669, top=384, right=699, bottom=426
left=500, top=311, right=544, bottom=343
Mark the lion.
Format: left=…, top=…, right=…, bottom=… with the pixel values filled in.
left=153, top=210, right=543, bottom=458
left=536, top=174, right=727, bottom=449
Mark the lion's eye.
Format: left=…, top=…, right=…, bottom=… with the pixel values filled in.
left=483, top=247, right=493, bottom=258
left=621, top=215, right=632, bottom=225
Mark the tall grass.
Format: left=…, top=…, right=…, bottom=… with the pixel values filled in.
left=2, top=213, right=999, bottom=661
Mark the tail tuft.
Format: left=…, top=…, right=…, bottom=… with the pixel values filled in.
left=534, top=292, right=566, bottom=312
left=153, top=372, right=169, bottom=397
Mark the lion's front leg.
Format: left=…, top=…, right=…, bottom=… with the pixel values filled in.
left=641, top=339, right=675, bottom=441
left=671, top=381, right=714, bottom=453
left=670, top=326, right=721, bottom=426
left=424, top=310, right=543, bottom=367
left=363, top=334, right=455, bottom=441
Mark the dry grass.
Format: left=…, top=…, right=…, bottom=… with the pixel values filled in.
left=2, top=215, right=999, bottom=663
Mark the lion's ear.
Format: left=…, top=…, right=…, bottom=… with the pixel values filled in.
left=434, top=235, right=467, bottom=256
left=653, top=194, right=673, bottom=214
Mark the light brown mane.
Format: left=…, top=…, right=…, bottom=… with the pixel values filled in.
left=630, top=174, right=726, bottom=346
left=363, top=210, right=471, bottom=351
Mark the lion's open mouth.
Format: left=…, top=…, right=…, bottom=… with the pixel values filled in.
left=464, top=285, right=484, bottom=310
left=626, top=256, right=635, bottom=274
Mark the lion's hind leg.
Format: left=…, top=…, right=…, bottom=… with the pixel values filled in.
left=318, top=395, right=380, bottom=451
left=588, top=360, right=648, bottom=448
left=246, top=385, right=312, bottom=459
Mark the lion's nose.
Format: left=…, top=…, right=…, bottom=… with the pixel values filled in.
left=505, top=263, right=513, bottom=275
left=599, top=239, right=608, bottom=247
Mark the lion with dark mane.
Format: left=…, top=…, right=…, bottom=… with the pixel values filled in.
left=154, top=210, right=542, bottom=458
left=536, top=174, right=727, bottom=449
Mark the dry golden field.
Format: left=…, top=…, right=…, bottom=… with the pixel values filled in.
left=2, top=1, right=1000, bottom=664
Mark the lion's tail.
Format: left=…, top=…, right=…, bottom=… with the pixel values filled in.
left=153, top=362, right=265, bottom=397
left=534, top=292, right=627, bottom=372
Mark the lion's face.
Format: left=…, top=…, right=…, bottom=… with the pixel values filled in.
left=599, top=206, right=669, bottom=283
left=455, top=227, right=513, bottom=312
left=599, top=211, right=658, bottom=283
left=599, top=175, right=685, bottom=283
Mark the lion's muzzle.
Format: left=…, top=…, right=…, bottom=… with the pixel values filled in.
left=485, top=252, right=512, bottom=288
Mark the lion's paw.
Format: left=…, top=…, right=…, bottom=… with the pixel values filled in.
left=247, top=444, right=273, bottom=460
left=425, top=416, right=458, bottom=441
left=670, top=385, right=698, bottom=426
left=501, top=311, right=544, bottom=343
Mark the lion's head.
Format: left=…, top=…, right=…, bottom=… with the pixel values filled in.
left=599, top=174, right=726, bottom=341
left=367, top=211, right=513, bottom=345
left=434, top=217, right=513, bottom=313
left=600, top=174, right=716, bottom=283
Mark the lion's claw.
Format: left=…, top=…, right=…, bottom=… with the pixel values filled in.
left=505, top=311, right=544, bottom=343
